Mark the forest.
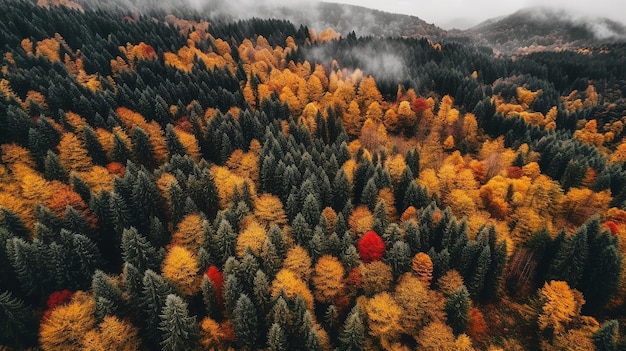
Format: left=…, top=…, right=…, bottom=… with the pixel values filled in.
left=1, top=0, right=626, bottom=350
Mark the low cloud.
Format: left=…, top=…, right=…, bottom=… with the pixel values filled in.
left=306, top=42, right=411, bottom=84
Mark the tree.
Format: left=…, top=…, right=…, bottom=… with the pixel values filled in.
left=446, top=286, right=470, bottom=336
left=161, top=245, right=200, bottom=297
left=91, top=270, right=126, bottom=318
left=171, top=213, right=207, bottom=254
left=357, top=230, right=385, bottom=263
left=394, top=273, right=444, bottom=335
left=82, top=316, right=141, bottom=351
left=270, top=268, right=314, bottom=311
left=233, top=293, right=258, bottom=349
left=547, top=227, right=588, bottom=288
left=39, top=291, right=97, bottom=351
left=254, top=193, right=288, bottom=227
left=339, top=305, right=365, bottom=351
left=0, top=290, right=36, bottom=348
left=360, top=261, right=393, bottom=296
left=121, top=227, right=161, bottom=273
left=366, top=292, right=402, bottom=342
left=411, top=252, right=434, bottom=286
left=283, top=245, right=312, bottom=283
left=593, top=319, right=619, bottom=351
left=312, top=255, right=345, bottom=304
left=159, top=294, right=199, bottom=351
left=58, top=132, right=92, bottom=173
left=140, top=270, right=175, bottom=344
left=537, top=280, right=584, bottom=335
left=236, top=217, right=267, bottom=257
left=417, top=322, right=457, bottom=351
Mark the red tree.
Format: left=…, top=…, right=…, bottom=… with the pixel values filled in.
left=357, top=231, right=385, bottom=263
left=206, top=265, right=224, bottom=306
left=43, top=289, right=73, bottom=320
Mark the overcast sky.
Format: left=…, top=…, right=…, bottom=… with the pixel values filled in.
left=335, top=0, right=626, bottom=29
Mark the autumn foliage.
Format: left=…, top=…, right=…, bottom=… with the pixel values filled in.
left=357, top=230, right=385, bottom=263
left=2, top=2, right=626, bottom=350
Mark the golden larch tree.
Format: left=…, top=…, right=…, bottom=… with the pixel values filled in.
left=348, top=205, right=374, bottom=237
left=395, top=273, right=444, bottom=335
left=81, top=316, right=141, bottom=351
left=271, top=268, right=314, bottom=311
left=366, top=292, right=403, bottom=343
left=283, top=245, right=313, bottom=283
left=161, top=245, right=201, bottom=296
left=537, top=280, right=584, bottom=335
left=254, top=193, right=288, bottom=227
left=40, top=291, right=97, bottom=351
left=312, top=255, right=345, bottom=304
left=360, top=261, right=393, bottom=296
left=171, top=213, right=207, bottom=253
left=58, top=132, right=93, bottom=173
left=236, top=216, right=267, bottom=257
left=411, top=252, right=433, bottom=286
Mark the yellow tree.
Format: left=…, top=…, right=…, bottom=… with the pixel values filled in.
left=162, top=245, right=201, bottom=296
left=271, top=268, right=314, bottom=310
left=312, top=255, right=345, bottom=304
left=40, top=291, right=97, bottom=351
left=395, top=274, right=444, bottom=335
left=365, top=101, right=384, bottom=123
left=283, top=245, right=313, bottom=282
left=383, top=108, right=400, bottom=134
left=366, top=292, right=403, bottom=343
left=171, top=213, right=207, bottom=253
left=236, top=217, right=267, bottom=257
left=306, top=75, right=324, bottom=103
left=343, top=100, right=364, bottom=138
left=437, top=269, right=465, bottom=297
left=417, top=322, right=457, bottom=351
left=348, top=205, right=374, bottom=237
left=360, top=261, right=393, bottom=296
left=411, top=252, right=433, bottom=286
left=82, top=316, right=141, bottom=351
left=560, top=188, right=611, bottom=225
left=253, top=193, right=288, bottom=227
left=58, top=132, right=93, bottom=173
left=537, top=280, right=584, bottom=335
left=397, top=100, right=416, bottom=132
left=357, top=76, right=383, bottom=110
left=384, top=154, right=407, bottom=183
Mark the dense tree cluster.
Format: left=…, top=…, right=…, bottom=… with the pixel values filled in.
left=1, top=0, right=626, bottom=350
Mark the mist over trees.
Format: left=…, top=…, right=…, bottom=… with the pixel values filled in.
left=1, top=0, right=626, bottom=350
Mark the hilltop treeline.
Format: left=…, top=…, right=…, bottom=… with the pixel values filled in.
left=1, top=0, right=626, bottom=350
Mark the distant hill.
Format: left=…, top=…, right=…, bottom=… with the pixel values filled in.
left=193, top=1, right=447, bottom=39
left=459, top=7, right=626, bottom=54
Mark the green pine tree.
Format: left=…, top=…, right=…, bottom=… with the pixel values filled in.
left=233, top=293, right=259, bottom=349
left=339, top=305, right=365, bottom=351
left=268, top=322, right=288, bottom=351
left=132, top=126, right=158, bottom=170
left=0, top=290, right=36, bottom=348
left=445, top=286, right=470, bottom=335
left=92, top=270, right=127, bottom=317
left=121, top=227, right=162, bottom=273
left=159, top=294, right=199, bottom=351
left=547, top=226, right=588, bottom=288
left=44, top=150, right=68, bottom=182
left=140, top=270, right=175, bottom=345
left=593, top=319, right=619, bottom=351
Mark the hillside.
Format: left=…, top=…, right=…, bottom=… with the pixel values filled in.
left=1, top=0, right=626, bottom=350
left=461, top=7, right=626, bottom=54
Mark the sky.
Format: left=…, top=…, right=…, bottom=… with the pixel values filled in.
left=335, top=0, right=626, bottom=29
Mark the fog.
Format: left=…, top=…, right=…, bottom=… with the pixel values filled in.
left=336, top=0, right=626, bottom=29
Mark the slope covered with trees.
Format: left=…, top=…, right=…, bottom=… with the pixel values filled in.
left=1, top=0, right=626, bottom=350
